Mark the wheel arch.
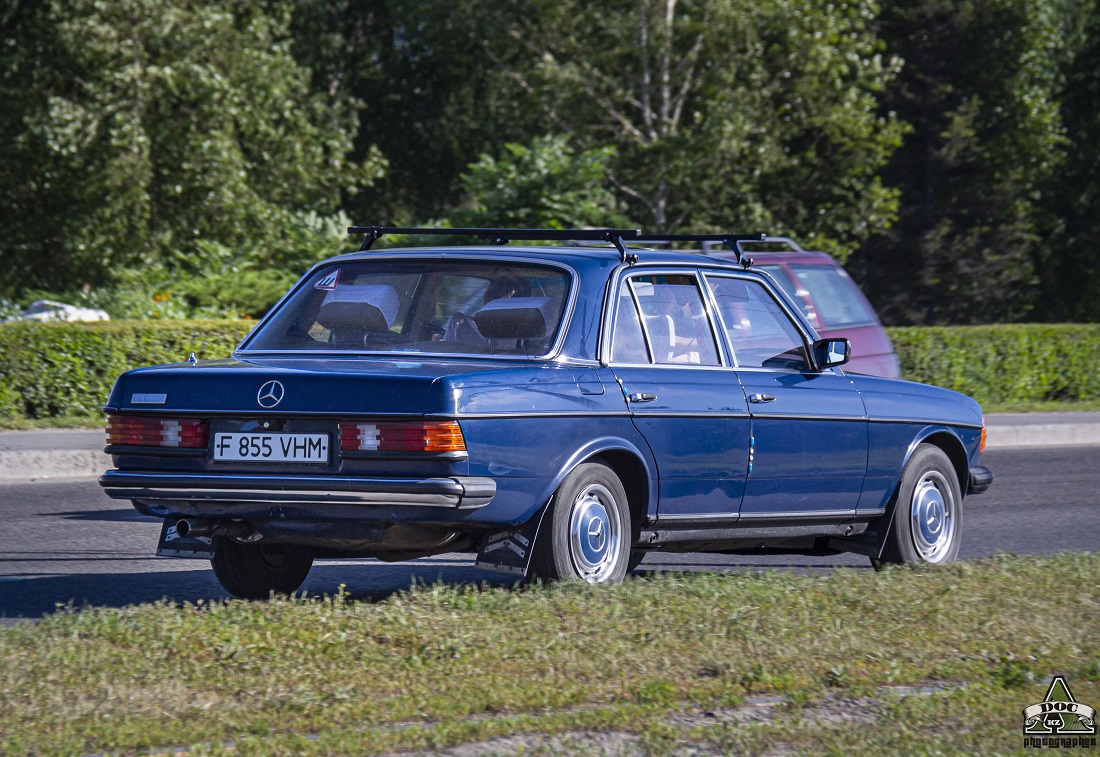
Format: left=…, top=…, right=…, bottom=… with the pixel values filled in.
left=832, top=426, right=968, bottom=560
left=587, top=449, right=649, bottom=542
left=533, top=437, right=656, bottom=542
left=907, top=428, right=969, bottom=496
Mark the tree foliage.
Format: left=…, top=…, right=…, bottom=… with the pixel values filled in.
left=857, top=0, right=1067, bottom=324
left=0, top=0, right=380, bottom=298
left=1, top=0, right=1098, bottom=324
left=367, top=0, right=905, bottom=259
left=1041, top=0, right=1100, bottom=322
left=454, top=135, right=628, bottom=229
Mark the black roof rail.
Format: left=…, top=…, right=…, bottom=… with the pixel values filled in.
left=348, top=226, right=642, bottom=262
left=632, top=233, right=766, bottom=267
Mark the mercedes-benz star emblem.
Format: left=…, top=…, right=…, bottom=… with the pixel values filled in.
left=588, top=518, right=605, bottom=551
left=257, top=380, right=285, bottom=409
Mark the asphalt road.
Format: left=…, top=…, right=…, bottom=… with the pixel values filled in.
left=1, top=446, right=1098, bottom=623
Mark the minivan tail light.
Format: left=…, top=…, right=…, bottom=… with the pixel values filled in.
left=339, top=421, right=466, bottom=453
left=107, top=415, right=209, bottom=449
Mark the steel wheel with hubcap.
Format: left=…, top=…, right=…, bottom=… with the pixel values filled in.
left=529, top=462, right=631, bottom=584
left=873, top=444, right=963, bottom=567
left=211, top=537, right=314, bottom=599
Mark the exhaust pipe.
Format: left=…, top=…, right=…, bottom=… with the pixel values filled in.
left=175, top=518, right=253, bottom=540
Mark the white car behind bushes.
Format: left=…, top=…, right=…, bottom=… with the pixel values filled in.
left=12, top=300, right=110, bottom=322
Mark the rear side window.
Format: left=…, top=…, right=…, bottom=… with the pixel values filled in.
left=706, top=276, right=809, bottom=371
left=243, top=260, right=572, bottom=356
left=610, top=288, right=650, bottom=364
left=621, top=274, right=721, bottom=366
left=788, top=265, right=876, bottom=328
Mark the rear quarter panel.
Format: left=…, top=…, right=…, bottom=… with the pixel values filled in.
left=444, top=364, right=657, bottom=526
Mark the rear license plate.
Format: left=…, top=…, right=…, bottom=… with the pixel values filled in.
left=213, top=433, right=330, bottom=463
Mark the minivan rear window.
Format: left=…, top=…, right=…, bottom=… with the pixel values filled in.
left=788, top=265, right=877, bottom=328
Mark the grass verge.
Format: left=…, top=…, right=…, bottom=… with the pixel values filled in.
left=1, top=553, right=1097, bottom=755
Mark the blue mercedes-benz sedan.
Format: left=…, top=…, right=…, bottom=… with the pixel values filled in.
left=99, top=227, right=993, bottom=598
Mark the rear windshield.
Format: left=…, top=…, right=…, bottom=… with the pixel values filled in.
left=242, top=259, right=572, bottom=356
left=759, top=263, right=877, bottom=328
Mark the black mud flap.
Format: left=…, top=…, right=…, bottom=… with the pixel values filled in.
left=156, top=517, right=214, bottom=559
left=829, top=495, right=899, bottom=560
left=474, top=505, right=548, bottom=577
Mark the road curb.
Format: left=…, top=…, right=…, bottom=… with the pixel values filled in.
left=984, top=423, right=1100, bottom=449
left=0, top=449, right=112, bottom=480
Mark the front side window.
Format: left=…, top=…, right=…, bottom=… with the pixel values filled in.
left=706, top=276, right=809, bottom=371
left=620, top=274, right=721, bottom=366
left=243, top=260, right=571, bottom=356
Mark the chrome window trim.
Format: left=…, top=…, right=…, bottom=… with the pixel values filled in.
left=235, top=254, right=581, bottom=361
left=603, top=267, right=729, bottom=369
left=602, top=361, right=739, bottom=372
left=626, top=279, right=655, bottom=363
left=701, top=270, right=838, bottom=375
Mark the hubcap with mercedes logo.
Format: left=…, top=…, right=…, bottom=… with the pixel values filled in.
left=568, top=482, right=623, bottom=582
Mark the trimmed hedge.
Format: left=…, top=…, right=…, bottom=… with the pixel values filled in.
left=0, top=321, right=1097, bottom=420
left=887, top=324, right=1100, bottom=407
left=0, top=321, right=253, bottom=420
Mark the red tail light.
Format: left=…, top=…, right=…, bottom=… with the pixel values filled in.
left=980, top=416, right=987, bottom=455
left=339, top=421, right=466, bottom=453
left=106, top=415, right=209, bottom=449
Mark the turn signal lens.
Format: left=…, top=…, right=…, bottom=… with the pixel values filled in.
left=106, top=415, right=209, bottom=449
left=980, top=417, right=987, bottom=455
left=339, top=421, right=466, bottom=453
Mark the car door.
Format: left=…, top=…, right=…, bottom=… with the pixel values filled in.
left=608, top=271, right=750, bottom=521
left=704, top=273, right=868, bottom=519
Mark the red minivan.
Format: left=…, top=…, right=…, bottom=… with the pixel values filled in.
left=704, top=238, right=901, bottom=378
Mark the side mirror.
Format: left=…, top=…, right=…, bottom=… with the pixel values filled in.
left=814, top=338, right=850, bottom=369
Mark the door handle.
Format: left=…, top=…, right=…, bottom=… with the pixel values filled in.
left=749, top=393, right=776, bottom=403
left=627, top=392, right=657, bottom=403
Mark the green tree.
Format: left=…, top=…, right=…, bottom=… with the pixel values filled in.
left=1041, top=0, right=1100, bottom=322
left=0, top=0, right=381, bottom=299
left=454, top=135, right=629, bottom=229
left=290, top=0, right=530, bottom=226
left=291, top=0, right=904, bottom=256
left=856, top=0, right=1067, bottom=324
left=461, top=0, right=905, bottom=258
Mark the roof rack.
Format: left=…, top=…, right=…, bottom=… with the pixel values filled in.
left=348, top=226, right=642, bottom=262
left=633, top=233, right=766, bottom=267
left=700, top=236, right=804, bottom=254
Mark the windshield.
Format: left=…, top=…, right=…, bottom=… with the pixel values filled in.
left=242, top=259, right=572, bottom=356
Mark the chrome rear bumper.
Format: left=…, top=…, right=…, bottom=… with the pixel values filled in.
left=99, top=470, right=496, bottom=509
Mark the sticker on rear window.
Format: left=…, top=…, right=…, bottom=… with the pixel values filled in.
left=314, top=269, right=340, bottom=290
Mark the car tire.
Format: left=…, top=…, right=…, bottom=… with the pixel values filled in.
left=211, top=538, right=314, bottom=599
left=529, top=462, right=631, bottom=584
left=627, top=550, right=646, bottom=573
left=873, top=444, right=964, bottom=568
